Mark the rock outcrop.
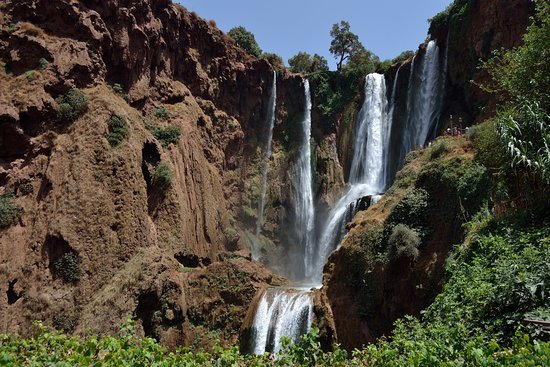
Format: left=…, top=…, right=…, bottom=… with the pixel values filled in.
left=0, top=0, right=307, bottom=349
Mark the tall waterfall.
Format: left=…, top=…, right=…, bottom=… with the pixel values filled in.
left=246, top=39, right=447, bottom=352
left=255, top=71, right=277, bottom=242
left=247, top=79, right=315, bottom=354
left=246, top=288, right=314, bottom=354
left=292, top=80, right=315, bottom=280
left=312, top=74, right=391, bottom=283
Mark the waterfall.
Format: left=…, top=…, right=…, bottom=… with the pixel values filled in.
left=312, top=73, right=390, bottom=283
left=247, top=288, right=313, bottom=354
left=412, top=40, right=442, bottom=147
left=255, top=71, right=277, bottom=244
left=246, top=79, right=316, bottom=354
left=292, top=80, right=315, bottom=280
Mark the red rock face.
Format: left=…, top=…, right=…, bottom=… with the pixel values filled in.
left=436, top=0, right=533, bottom=122
left=0, top=0, right=306, bottom=348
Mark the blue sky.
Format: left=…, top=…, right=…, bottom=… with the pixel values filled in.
left=180, top=1, right=454, bottom=70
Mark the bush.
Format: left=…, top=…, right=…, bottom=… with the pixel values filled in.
left=153, top=162, right=174, bottom=192
left=146, top=124, right=181, bottom=147
left=388, top=224, right=421, bottom=261
left=153, top=106, right=170, bottom=119
left=261, top=52, right=285, bottom=73
left=107, top=115, right=129, bottom=147
left=55, top=89, right=88, bottom=122
left=227, top=26, right=262, bottom=57
left=54, top=252, right=80, bottom=283
left=37, top=58, right=48, bottom=69
left=0, top=194, right=22, bottom=228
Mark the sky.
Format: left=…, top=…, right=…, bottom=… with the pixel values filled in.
left=180, top=1, right=454, bottom=70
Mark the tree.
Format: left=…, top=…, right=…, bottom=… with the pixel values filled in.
left=481, top=0, right=550, bottom=184
left=227, top=26, right=262, bottom=57
left=261, top=53, right=285, bottom=72
left=288, top=52, right=329, bottom=74
left=329, top=21, right=365, bottom=71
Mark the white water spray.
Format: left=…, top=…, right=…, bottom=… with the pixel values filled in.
left=293, top=80, right=316, bottom=279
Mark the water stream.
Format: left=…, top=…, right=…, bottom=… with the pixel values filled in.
left=253, top=71, right=277, bottom=260
left=246, top=41, right=447, bottom=352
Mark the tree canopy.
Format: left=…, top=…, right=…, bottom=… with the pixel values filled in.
left=227, top=26, right=262, bottom=57
left=287, top=52, right=329, bottom=75
left=329, top=21, right=365, bottom=71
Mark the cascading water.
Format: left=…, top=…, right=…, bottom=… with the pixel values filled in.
left=254, top=71, right=277, bottom=259
left=246, top=39, right=447, bottom=352
left=246, top=80, right=315, bottom=354
left=292, top=80, right=315, bottom=280
left=311, top=73, right=391, bottom=283
left=412, top=40, right=442, bottom=147
left=247, top=287, right=314, bottom=354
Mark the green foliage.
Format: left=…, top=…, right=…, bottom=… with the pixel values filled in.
left=479, top=0, right=550, bottom=185
left=146, top=124, right=181, bottom=147
left=426, top=138, right=458, bottom=160
left=391, top=50, right=415, bottom=65
left=153, top=162, right=174, bottom=192
left=112, top=83, right=124, bottom=94
left=54, top=252, right=81, bottom=284
left=387, top=188, right=429, bottom=232
left=288, top=52, right=329, bottom=75
left=24, top=70, right=36, bottom=79
left=55, top=89, right=88, bottom=123
left=0, top=194, right=22, bottom=228
left=107, top=114, right=129, bottom=147
left=227, top=26, right=262, bottom=57
left=388, top=224, right=421, bottom=261
left=261, top=53, right=285, bottom=73
left=153, top=106, right=170, bottom=119
left=468, top=119, right=508, bottom=170
left=37, top=57, right=48, bottom=69
left=223, top=227, right=238, bottom=242
left=52, top=314, right=78, bottom=333
left=495, top=101, right=550, bottom=184
left=329, top=20, right=364, bottom=71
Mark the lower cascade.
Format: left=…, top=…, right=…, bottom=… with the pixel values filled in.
left=244, top=288, right=314, bottom=354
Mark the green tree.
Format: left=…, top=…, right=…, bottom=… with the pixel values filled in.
left=392, top=50, right=415, bottom=65
left=329, top=20, right=365, bottom=71
left=227, top=26, right=262, bottom=57
left=261, top=52, right=285, bottom=72
left=481, top=0, right=550, bottom=184
left=288, top=52, right=329, bottom=75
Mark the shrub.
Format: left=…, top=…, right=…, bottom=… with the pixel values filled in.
left=227, top=26, right=262, bottom=57
left=37, top=58, right=48, bottom=69
left=223, top=227, right=238, bottom=242
left=146, top=124, right=180, bottom=147
left=107, top=115, right=129, bottom=147
left=426, top=138, right=458, bottom=160
left=54, top=252, right=80, bottom=283
left=153, top=106, right=170, bottom=119
left=261, top=53, right=285, bottom=72
left=24, top=70, right=36, bottom=80
left=112, top=83, right=124, bottom=94
left=0, top=194, right=22, bottom=228
left=52, top=314, right=78, bottom=333
left=55, top=89, right=88, bottom=123
left=153, top=162, right=174, bottom=191
left=388, top=224, right=421, bottom=261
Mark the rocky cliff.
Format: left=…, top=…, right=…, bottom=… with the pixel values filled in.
left=0, top=0, right=314, bottom=349
left=324, top=0, right=534, bottom=350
